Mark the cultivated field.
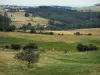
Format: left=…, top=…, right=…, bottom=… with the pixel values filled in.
left=0, top=28, right=100, bottom=75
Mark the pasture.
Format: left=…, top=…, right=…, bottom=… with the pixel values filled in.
left=75, top=6, right=100, bottom=12
left=0, top=28, right=100, bottom=75
left=8, top=12, right=48, bottom=28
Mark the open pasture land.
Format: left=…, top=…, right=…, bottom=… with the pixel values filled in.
left=0, top=28, right=100, bottom=51
left=74, top=6, right=100, bottom=12
left=8, top=12, right=48, bottom=27
left=0, top=49, right=100, bottom=75
left=0, top=28, right=100, bottom=75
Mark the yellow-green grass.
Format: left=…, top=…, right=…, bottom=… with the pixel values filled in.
left=75, top=6, right=100, bottom=12
left=0, top=28, right=100, bottom=75
left=47, top=28, right=100, bottom=36
left=0, top=7, right=4, bottom=15
left=0, top=50, right=100, bottom=75
left=0, top=28, right=100, bottom=51
left=8, top=12, right=48, bottom=28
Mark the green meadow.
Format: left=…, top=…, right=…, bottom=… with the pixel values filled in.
left=0, top=28, right=100, bottom=75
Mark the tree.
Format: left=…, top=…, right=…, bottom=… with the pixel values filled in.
left=25, top=12, right=29, bottom=17
left=27, top=23, right=32, bottom=29
left=15, top=43, right=39, bottom=68
left=30, top=28, right=36, bottom=33
left=74, top=32, right=81, bottom=35
left=6, top=25, right=16, bottom=32
left=22, top=24, right=27, bottom=32
left=0, top=14, right=11, bottom=31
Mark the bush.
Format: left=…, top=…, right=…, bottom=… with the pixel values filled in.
left=6, top=25, right=16, bottom=32
left=87, top=33, right=92, bottom=36
left=25, top=12, right=29, bottom=17
left=48, top=32, right=54, bottom=35
left=5, top=45, right=10, bottom=49
left=15, top=43, right=39, bottom=68
left=23, top=43, right=38, bottom=50
left=30, top=28, right=36, bottom=33
left=76, top=43, right=98, bottom=52
left=74, top=32, right=81, bottom=35
left=11, top=44, right=22, bottom=50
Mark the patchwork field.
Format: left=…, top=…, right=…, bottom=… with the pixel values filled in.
left=0, top=28, right=100, bottom=75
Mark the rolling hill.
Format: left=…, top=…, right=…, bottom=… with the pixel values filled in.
left=8, top=12, right=48, bottom=28
left=74, top=6, right=100, bottom=12
left=0, top=5, right=100, bottom=29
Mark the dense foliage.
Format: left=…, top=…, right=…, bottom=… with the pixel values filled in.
left=0, top=14, right=11, bottom=31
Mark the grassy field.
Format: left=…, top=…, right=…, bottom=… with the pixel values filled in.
left=8, top=12, right=48, bottom=28
left=0, top=50, right=100, bottom=75
left=0, top=28, right=100, bottom=51
left=74, top=6, right=100, bottom=12
left=0, top=28, right=100, bottom=75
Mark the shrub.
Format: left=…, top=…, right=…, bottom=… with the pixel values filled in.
left=76, top=43, right=98, bottom=52
left=48, top=32, right=54, bottom=35
left=30, top=28, right=36, bottom=33
left=11, top=44, right=22, bottom=50
left=87, top=33, right=92, bottom=36
left=23, top=43, right=38, bottom=50
left=15, top=43, right=39, bottom=68
left=5, top=45, right=10, bottom=49
left=74, top=32, right=81, bottom=35
left=25, top=12, right=29, bottom=17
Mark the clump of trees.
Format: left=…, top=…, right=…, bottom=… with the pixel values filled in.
left=76, top=43, right=98, bottom=52
left=15, top=43, right=39, bottom=68
left=0, top=14, right=16, bottom=32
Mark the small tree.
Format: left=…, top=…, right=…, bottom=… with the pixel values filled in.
left=25, top=12, right=29, bottom=17
left=88, top=33, right=92, bottom=36
left=30, top=28, right=36, bottom=33
left=22, top=24, right=27, bottom=32
left=15, top=43, right=39, bottom=68
left=74, top=32, right=81, bottom=35
left=48, top=32, right=54, bottom=35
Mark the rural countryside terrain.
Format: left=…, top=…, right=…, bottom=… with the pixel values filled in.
left=0, top=3, right=100, bottom=75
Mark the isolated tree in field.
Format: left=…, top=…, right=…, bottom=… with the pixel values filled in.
left=15, top=43, right=39, bottom=68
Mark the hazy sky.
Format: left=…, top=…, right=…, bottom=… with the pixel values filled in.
left=0, top=0, right=100, bottom=7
